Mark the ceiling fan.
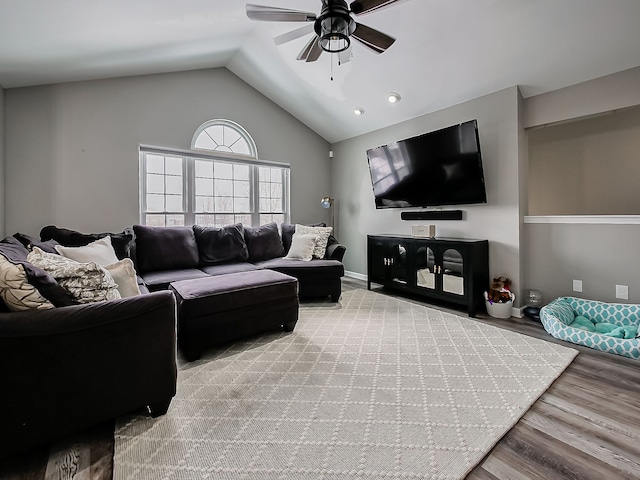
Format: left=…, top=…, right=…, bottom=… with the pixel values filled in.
left=246, top=0, right=400, bottom=62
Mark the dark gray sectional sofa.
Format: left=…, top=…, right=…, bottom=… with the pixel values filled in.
left=0, top=221, right=345, bottom=458
left=127, top=222, right=346, bottom=301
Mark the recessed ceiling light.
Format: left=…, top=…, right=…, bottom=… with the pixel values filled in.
left=353, top=106, right=365, bottom=116
left=387, top=92, right=401, bottom=104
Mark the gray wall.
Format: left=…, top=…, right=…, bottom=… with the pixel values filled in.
left=331, top=87, right=524, bottom=304
left=4, top=68, right=330, bottom=237
left=0, top=85, right=4, bottom=238
left=523, top=68, right=640, bottom=304
left=528, top=106, right=640, bottom=215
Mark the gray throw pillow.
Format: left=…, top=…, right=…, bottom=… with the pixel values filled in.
left=193, top=223, right=249, bottom=265
left=243, top=223, right=285, bottom=262
left=133, top=225, right=200, bottom=273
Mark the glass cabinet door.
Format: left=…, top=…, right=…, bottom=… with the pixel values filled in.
left=441, top=248, right=464, bottom=295
left=415, top=245, right=436, bottom=290
left=389, top=241, right=409, bottom=285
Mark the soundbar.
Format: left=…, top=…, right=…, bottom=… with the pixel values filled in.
left=401, top=210, right=463, bottom=221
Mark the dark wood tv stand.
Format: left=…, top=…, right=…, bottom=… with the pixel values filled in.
left=367, top=234, right=489, bottom=317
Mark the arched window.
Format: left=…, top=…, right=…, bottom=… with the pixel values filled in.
left=140, top=120, right=289, bottom=227
left=191, top=119, right=258, bottom=158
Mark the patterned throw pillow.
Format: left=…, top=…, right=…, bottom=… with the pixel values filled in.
left=295, top=224, right=333, bottom=259
left=27, top=247, right=121, bottom=304
left=0, top=254, right=54, bottom=311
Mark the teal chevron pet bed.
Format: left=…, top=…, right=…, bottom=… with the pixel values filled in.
left=540, top=297, right=640, bottom=360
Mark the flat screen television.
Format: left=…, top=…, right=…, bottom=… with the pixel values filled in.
left=366, top=120, right=487, bottom=209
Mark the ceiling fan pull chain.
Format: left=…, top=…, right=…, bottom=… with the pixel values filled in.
left=331, top=53, right=334, bottom=81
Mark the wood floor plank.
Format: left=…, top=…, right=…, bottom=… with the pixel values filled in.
left=521, top=408, right=640, bottom=475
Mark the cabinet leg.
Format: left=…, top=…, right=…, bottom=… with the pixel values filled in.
left=468, top=305, right=477, bottom=318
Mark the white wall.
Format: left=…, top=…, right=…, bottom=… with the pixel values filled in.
left=331, top=87, right=523, bottom=304
left=4, top=68, right=330, bottom=237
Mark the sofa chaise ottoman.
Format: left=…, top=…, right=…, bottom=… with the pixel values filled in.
left=171, top=269, right=299, bottom=361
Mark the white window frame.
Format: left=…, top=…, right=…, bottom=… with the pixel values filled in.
left=139, top=144, right=290, bottom=227
left=191, top=119, right=258, bottom=158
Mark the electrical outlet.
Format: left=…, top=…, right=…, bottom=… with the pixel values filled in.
left=616, top=285, right=629, bottom=300
left=572, top=280, right=583, bottom=292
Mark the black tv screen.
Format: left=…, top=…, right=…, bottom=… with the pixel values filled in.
left=366, top=120, right=487, bottom=208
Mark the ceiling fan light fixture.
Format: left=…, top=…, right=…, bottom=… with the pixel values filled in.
left=387, top=92, right=401, bottom=104
left=315, top=0, right=355, bottom=53
left=353, top=106, right=365, bottom=116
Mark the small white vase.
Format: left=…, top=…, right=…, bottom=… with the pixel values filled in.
left=484, top=292, right=515, bottom=319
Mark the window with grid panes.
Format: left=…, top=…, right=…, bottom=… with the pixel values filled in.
left=140, top=120, right=289, bottom=227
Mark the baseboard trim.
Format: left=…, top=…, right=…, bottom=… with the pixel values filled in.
left=345, top=270, right=367, bottom=281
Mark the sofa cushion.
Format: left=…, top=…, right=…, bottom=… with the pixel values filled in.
left=199, top=262, right=260, bottom=277
left=40, top=225, right=135, bottom=260
left=170, top=270, right=298, bottom=317
left=28, top=247, right=121, bottom=304
left=55, top=236, right=120, bottom=266
left=0, top=236, right=77, bottom=308
left=139, top=268, right=210, bottom=292
left=193, top=224, right=249, bottom=266
left=243, top=222, right=284, bottom=262
left=253, top=258, right=344, bottom=280
left=133, top=225, right=200, bottom=274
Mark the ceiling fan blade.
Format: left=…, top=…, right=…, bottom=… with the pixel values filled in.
left=305, top=37, right=324, bottom=62
left=274, top=24, right=315, bottom=45
left=297, top=36, right=322, bottom=62
left=349, top=0, right=400, bottom=15
left=352, top=22, right=395, bottom=53
left=246, top=4, right=316, bottom=22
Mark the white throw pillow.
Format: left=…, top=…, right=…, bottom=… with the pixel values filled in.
left=295, top=224, right=333, bottom=259
left=105, top=258, right=141, bottom=298
left=284, top=234, right=317, bottom=261
left=55, top=236, right=119, bottom=266
left=0, top=254, right=54, bottom=311
left=28, top=247, right=121, bottom=304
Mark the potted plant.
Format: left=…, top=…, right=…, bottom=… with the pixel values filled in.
left=484, top=276, right=515, bottom=319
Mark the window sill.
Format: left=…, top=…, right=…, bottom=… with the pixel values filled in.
left=524, top=215, right=640, bottom=225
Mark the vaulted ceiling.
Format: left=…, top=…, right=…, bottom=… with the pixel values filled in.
left=1, top=0, right=640, bottom=143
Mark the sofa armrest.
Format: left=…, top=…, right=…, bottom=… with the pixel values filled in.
left=0, top=291, right=177, bottom=457
left=326, top=241, right=346, bottom=262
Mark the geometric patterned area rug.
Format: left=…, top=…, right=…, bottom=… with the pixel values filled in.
left=114, top=289, right=578, bottom=480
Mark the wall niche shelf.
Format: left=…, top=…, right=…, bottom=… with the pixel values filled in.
left=524, top=215, right=640, bottom=225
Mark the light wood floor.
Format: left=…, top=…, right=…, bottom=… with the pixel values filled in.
left=2, top=278, right=639, bottom=480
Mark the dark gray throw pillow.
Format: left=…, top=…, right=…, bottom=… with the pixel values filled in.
left=0, top=236, right=77, bottom=307
left=133, top=225, right=200, bottom=273
left=39, top=225, right=135, bottom=260
left=243, top=222, right=285, bottom=262
left=13, top=232, right=60, bottom=254
left=193, top=224, right=249, bottom=266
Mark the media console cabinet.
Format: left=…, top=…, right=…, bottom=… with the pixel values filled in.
left=367, top=234, right=489, bottom=317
